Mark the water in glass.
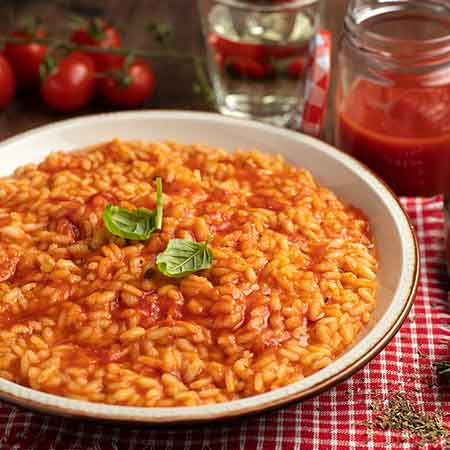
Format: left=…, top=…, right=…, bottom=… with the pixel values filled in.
left=201, top=0, right=320, bottom=126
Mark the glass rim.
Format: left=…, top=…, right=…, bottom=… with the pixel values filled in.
left=209, top=0, right=319, bottom=13
left=345, top=0, right=450, bottom=61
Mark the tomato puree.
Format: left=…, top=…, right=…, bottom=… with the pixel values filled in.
left=337, top=79, right=450, bottom=197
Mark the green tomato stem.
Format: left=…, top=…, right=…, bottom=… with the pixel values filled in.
left=0, top=35, right=200, bottom=62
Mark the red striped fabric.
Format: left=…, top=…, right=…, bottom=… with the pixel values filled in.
left=0, top=197, right=448, bottom=450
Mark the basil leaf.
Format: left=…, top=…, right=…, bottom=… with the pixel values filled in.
left=103, top=205, right=157, bottom=240
left=156, top=239, right=213, bottom=278
left=103, top=177, right=163, bottom=240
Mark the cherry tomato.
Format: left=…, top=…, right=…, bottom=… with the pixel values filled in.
left=70, top=19, right=123, bottom=70
left=209, top=32, right=304, bottom=61
left=4, top=29, right=48, bottom=88
left=226, top=56, right=275, bottom=79
left=287, top=57, right=306, bottom=78
left=0, top=54, right=16, bottom=110
left=208, top=33, right=265, bottom=61
left=41, top=52, right=96, bottom=112
left=98, top=60, right=155, bottom=107
left=265, top=43, right=309, bottom=60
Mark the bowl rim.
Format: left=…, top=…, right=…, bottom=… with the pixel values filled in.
left=0, top=110, right=420, bottom=423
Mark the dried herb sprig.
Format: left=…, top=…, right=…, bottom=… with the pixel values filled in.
left=365, top=392, right=449, bottom=447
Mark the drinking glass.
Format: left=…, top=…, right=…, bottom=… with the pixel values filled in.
left=198, top=0, right=321, bottom=127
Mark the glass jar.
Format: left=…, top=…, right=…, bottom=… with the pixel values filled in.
left=334, top=0, right=450, bottom=197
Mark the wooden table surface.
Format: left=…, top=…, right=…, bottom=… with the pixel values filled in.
left=0, top=0, right=348, bottom=142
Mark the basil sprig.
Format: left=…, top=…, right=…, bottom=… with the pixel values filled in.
left=102, top=177, right=213, bottom=277
left=103, top=177, right=163, bottom=241
left=156, top=238, right=213, bottom=278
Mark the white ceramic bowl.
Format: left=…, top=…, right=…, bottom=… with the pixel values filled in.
left=0, top=111, right=418, bottom=423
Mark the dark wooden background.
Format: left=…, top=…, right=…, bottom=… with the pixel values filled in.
left=0, top=0, right=349, bottom=142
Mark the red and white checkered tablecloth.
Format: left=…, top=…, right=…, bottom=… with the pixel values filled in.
left=0, top=197, right=448, bottom=450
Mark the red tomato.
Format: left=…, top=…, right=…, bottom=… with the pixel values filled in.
left=265, top=42, right=309, bottom=60
left=208, top=33, right=266, bottom=61
left=0, top=54, right=16, bottom=110
left=41, top=52, right=96, bottom=112
left=4, top=29, right=48, bottom=88
left=70, top=20, right=122, bottom=70
left=265, top=46, right=298, bottom=59
left=208, top=32, right=304, bottom=61
left=226, top=56, right=275, bottom=79
left=287, top=57, right=306, bottom=78
left=98, top=60, right=155, bottom=107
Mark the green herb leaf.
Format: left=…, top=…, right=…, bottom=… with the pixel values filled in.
left=103, top=205, right=156, bottom=240
left=156, top=238, right=213, bottom=278
left=103, top=177, right=163, bottom=240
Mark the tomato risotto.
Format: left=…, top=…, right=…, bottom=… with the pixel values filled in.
left=0, top=140, right=378, bottom=406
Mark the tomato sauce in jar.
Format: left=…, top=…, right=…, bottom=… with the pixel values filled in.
left=337, top=80, right=450, bottom=197
left=335, top=0, right=450, bottom=197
